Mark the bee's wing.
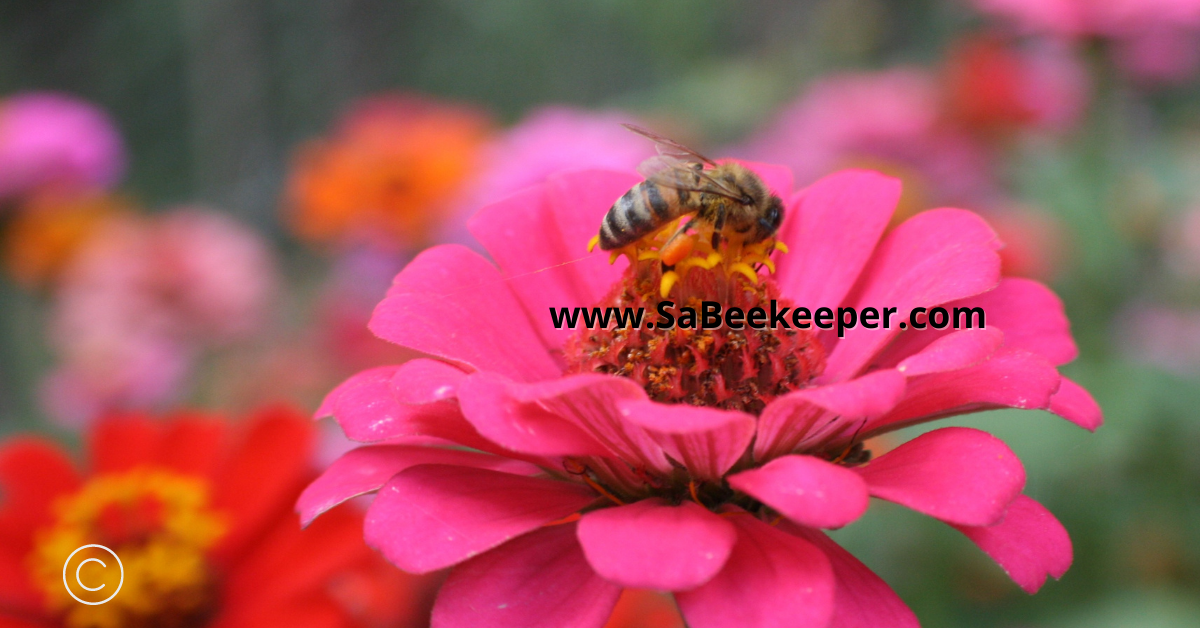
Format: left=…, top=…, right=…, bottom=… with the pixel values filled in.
left=623, top=123, right=717, bottom=165
left=638, top=155, right=747, bottom=203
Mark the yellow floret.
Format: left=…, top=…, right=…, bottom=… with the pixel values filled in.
left=591, top=217, right=787, bottom=298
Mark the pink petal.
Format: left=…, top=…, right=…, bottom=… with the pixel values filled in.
left=296, top=445, right=540, bottom=526
left=457, top=372, right=669, bottom=470
left=787, top=527, right=919, bottom=628
left=1048, top=376, right=1103, bottom=431
left=950, top=495, right=1072, bottom=594
left=895, top=327, right=1005, bottom=376
left=774, top=170, right=901, bottom=312
left=616, top=401, right=755, bottom=480
left=455, top=373, right=608, bottom=458
left=389, top=358, right=467, bottom=404
left=576, top=499, right=736, bottom=590
left=432, top=523, right=621, bottom=628
left=824, top=208, right=1002, bottom=382
left=468, top=170, right=638, bottom=350
left=365, top=464, right=595, bottom=573
left=370, top=245, right=560, bottom=381
left=870, top=278, right=1076, bottom=369
left=756, top=369, right=906, bottom=461
left=856, top=427, right=1025, bottom=526
left=869, top=348, right=1060, bottom=435
left=676, top=513, right=834, bottom=628
left=957, top=278, right=1078, bottom=365
left=542, top=170, right=642, bottom=296
left=728, top=455, right=869, bottom=529
left=317, top=366, right=483, bottom=447
left=314, top=366, right=389, bottom=423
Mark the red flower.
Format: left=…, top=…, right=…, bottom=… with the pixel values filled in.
left=0, top=405, right=434, bottom=628
left=942, top=34, right=1086, bottom=136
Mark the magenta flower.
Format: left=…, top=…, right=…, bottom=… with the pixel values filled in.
left=971, top=0, right=1200, bottom=83
left=0, top=92, right=125, bottom=202
left=468, top=107, right=654, bottom=207
left=39, top=333, right=192, bottom=428
left=973, top=0, right=1200, bottom=37
left=301, top=165, right=1100, bottom=627
left=739, top=69, right=1001, bottom=209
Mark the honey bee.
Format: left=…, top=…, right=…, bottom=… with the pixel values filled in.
left=598, top=124, right=784, bottom=265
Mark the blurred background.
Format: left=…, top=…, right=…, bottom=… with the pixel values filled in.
left=3, top=0, right=1200, bottom=626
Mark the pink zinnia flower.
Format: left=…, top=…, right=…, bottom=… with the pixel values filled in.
left=43, top=208, right=278, bottom=424
left=972, top=0, right=1200, bottom=37
left=468, top=107, right=653, bottom=208
left=0, top=92, right=125, bottom=202
left=740, top=69, right=1000, bottom=210
left=971, top=0, right=1200, bottom=83
left=301, top=165, right=1100, bottom=627
left=39, top=333, right=192, bottom=429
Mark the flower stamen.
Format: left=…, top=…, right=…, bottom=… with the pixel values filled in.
left=29, top=469, right=225, bottom=628
left=597, top=217, right=785, bottom=299
left=564, top=458, right=626, bottom=506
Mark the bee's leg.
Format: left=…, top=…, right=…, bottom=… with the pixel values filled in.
left=711, top=206, right=727, bottom=250
left=657, top=221, right=697, bottom=298
left=659, top=220, right=694, bottom=271
left=831, top=419, right=868, bottom=464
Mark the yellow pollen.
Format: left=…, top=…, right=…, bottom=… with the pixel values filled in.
left=730, top=262, right=760, bottom=284
left=28, top=469, right=226, bottom=628
left=677, top=251, right=723, bottom=273
left=595, top=217, right=787, bottom=297
left=659, top=271, right=681, bottom=298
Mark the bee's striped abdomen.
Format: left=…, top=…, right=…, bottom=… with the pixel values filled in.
left=599, top=182, right=686, bottom=250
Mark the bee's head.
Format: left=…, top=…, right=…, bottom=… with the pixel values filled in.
left=759, top=195, right=784, bottom=236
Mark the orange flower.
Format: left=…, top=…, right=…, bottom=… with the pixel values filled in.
left=0, top=405, right=435, bottom=628
left=285, top=95, right=490, bottom=250
left=1, top=192, right=127, bottom=287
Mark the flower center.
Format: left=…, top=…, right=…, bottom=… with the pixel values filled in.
left=29, top=469, right=226, bottom=628
left=568, top=218, right=825, bottom=416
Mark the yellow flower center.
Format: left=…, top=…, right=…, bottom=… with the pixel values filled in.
left=588, top=216, right=787, bottom=299
left=28, top=469, right=226, bottom=628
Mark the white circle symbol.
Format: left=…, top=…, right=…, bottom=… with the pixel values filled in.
left=63, top=545, right=123, bottom=605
